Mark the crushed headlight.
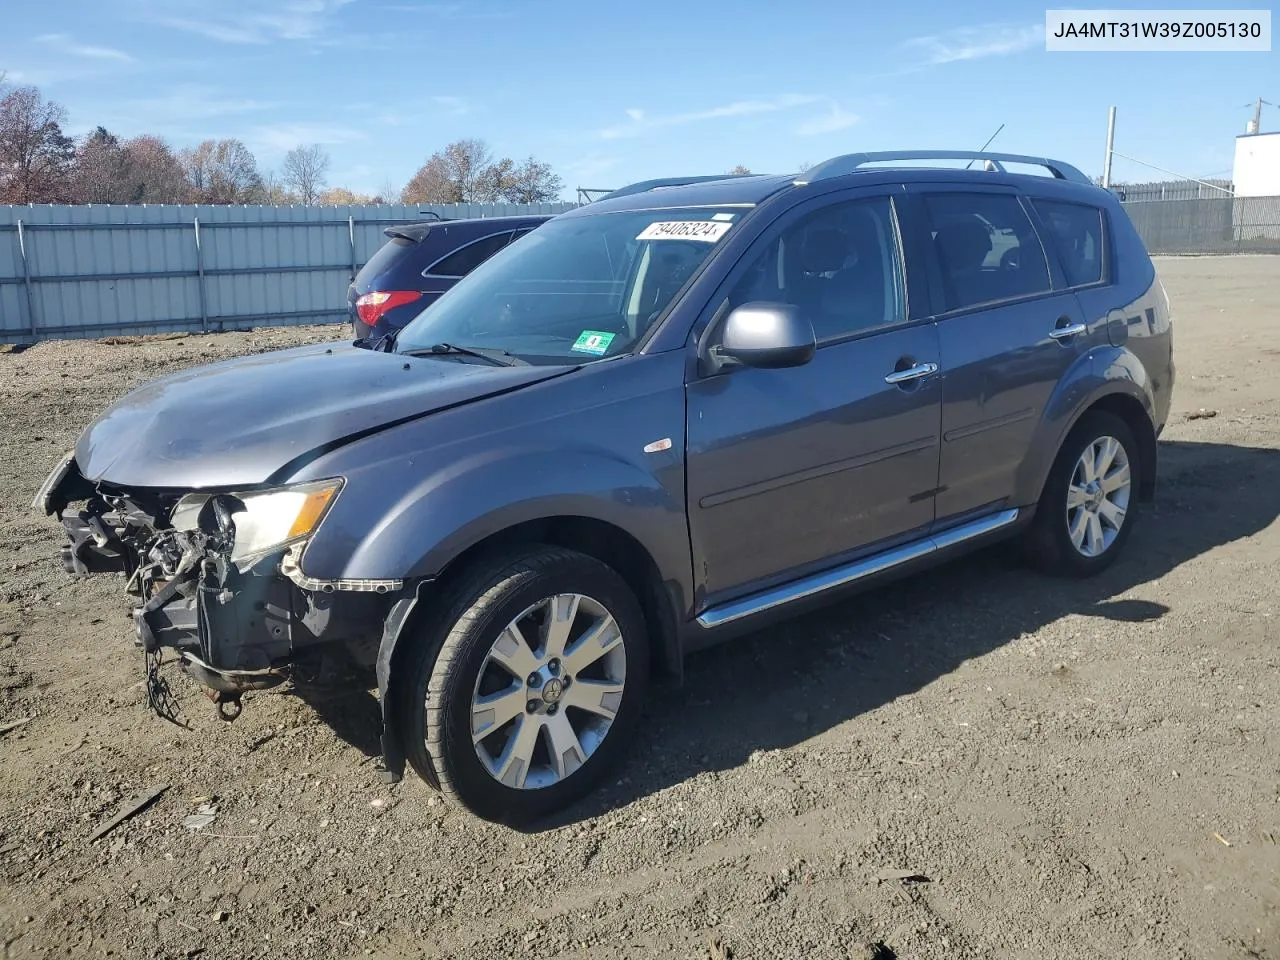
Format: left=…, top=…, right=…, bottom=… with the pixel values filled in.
left=175, top=479, right=343, bottom=565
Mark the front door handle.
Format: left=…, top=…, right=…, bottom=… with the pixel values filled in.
left=884, top=362, right=939, bottom=385
left=1049, top=322, right=1087, bottom=341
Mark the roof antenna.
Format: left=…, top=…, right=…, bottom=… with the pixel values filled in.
left=966, top=124, right=1005, bottom=169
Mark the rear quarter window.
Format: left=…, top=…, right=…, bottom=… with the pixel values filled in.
left=1031, top=199, right=1107, bottom=287
left=427, top=231, right=515, bottom=278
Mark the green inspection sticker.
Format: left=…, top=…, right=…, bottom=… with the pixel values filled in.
left=570, top=330, right=615, bottom=356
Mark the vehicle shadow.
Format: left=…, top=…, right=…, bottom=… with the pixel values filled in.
left=288, top=684, right=385, bottom=759
left=531, top=439, right=1280, bottom=831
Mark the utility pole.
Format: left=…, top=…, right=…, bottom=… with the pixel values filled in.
left=1244, top=97, right=1275, bottom=134
left=1102, top=106, right=1116, bottom=189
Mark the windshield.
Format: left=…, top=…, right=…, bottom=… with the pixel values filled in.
left=393, top=206, right=746, bottom=363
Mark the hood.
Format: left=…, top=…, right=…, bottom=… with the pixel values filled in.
left=75, top=342, right=573, bottom=489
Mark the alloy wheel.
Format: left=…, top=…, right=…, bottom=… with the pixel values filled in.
left=467, top=593, right=626, bottom=790
left=1065, top=435, right=1132, bottom=558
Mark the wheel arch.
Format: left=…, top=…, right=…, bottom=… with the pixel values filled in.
left=374, top=513, right=684, bottom=786
left=429, top=515, right=683, bottom=681
left=1078, top=392, right=1158, bottom=502
left=1021, top=386, right=1157, bottom=509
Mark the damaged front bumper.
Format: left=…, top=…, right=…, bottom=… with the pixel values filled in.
left=37, top=454, right=403, bottom=721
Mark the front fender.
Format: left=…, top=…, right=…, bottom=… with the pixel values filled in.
left=292, top=351, right=692, bottom=611
left=319, top=443, right=688, bottom=583
left=1012, top=345, right=1155, bottom=507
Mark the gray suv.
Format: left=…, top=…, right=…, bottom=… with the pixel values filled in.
left=35, top=151, right=1174, bottom=824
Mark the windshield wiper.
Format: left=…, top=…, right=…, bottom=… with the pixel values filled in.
left=403, top=342, right=525, bottom=366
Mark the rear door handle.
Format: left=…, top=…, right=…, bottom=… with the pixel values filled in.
left=884, top=362, right=939, bottom=385
left=1049, top=322, right=1087, bottom=341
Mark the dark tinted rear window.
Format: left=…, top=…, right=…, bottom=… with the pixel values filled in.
left=1032, top=199, right=1106, bottom=287
left=358, top=236, right=418, bottom=282
left=924, top=193, right=1051, bottom=311
left=427, top=231, right=514, bottom=277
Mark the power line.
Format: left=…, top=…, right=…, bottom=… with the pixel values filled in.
left=1108, top=151, right=1234, bottom=194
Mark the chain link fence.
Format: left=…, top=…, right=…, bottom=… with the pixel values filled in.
left=1122, top=195, right=1280, bottom=255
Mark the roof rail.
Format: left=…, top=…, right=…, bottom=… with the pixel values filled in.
left=601, top=174, right=754, bottom=201
left=797, top=151, right=1092, bottom=185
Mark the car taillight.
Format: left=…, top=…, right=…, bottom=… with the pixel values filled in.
left=355, top=290, right=422, bottom=324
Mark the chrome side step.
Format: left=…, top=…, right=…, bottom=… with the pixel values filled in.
left=696, top=508, right=1020, bottom=629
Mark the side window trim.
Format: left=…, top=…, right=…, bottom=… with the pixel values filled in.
left=1027, top=196, right=1112, bottom=290
left=422, top=230, right=515, bottom=279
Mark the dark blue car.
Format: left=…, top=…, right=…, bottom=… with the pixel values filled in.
left=348, top=214, right=551, bottom=339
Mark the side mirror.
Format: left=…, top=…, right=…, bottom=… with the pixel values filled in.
left=710, top=302, right=815, bottom=373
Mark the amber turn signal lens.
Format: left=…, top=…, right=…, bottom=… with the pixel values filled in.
left=287, top=485, right=337, bottom=540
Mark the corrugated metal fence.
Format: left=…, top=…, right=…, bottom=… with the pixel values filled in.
left=0, top=202, right=576, bottom=343
left=2, top=194, right=1276, bottom=343
left=1121, top=195, right=1280, bottom=255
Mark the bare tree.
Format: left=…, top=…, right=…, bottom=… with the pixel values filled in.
left=281, top=143, right=330, bottom=204
left=318, top=186, right=374, bottom=204
left=443, top=138, right=494, bottom=201
left=403, top=139, right=565, bottom=205
left=73, top=128, right=193, bottom=205
left=727, top=164, right=752, bottom=175
left=373, top=176, right=400, bottom=205
left=403, top=138, right=502, bottom=204
left=402, top=153, right=460, bottom=204
left=181, top=138, right=264, bottom=204
left=260, top=171, right=299, bottom=204
left=474, top=156, right=515, bottom=202
left=119, top=135, right=189, bottom=203
left=501, top=156, right=563, bottom=203
left=0, top=85, right=76, bottom=203
left=73, top=126, right=129, bottom=203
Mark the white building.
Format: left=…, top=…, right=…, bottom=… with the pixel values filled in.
left=1232, top=130, right=1280, bottom=198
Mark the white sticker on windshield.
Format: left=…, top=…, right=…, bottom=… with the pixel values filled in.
left=636, top=220, right=732, bottom=242
left=711, top=213, right=736, bottom=221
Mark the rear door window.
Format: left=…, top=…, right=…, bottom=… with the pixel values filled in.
left=426, top=231, right=515, bottom=278
left=1031, top=199, right=1107, bottom=287
left=922, top=193, right=1052, bottom=312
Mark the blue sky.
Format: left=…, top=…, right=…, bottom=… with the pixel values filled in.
left=1, top=0, right=1275, bottom=198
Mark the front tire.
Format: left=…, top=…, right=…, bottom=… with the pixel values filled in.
left=394, top=547, right=649, bottom=824
left=1024, top=411, right=1139, bottom=577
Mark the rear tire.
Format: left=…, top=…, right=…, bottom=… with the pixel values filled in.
left=1024, top=411, right=1140, bottom=577
left=393, top=547, right=649, bottom=825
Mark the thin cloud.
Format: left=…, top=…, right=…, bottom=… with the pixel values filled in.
left=599, top=94, right=822, bottom=140
left=247, top=122, right=367, bottom=156
left=561, top=153, right=624, bottom=183
left=432, top=95, right=470, bottom=115
left=380, top=2, right=515, bottom=19
left=139, top=0, right=357, bottom=45
left=906, top=23, right=1042, bottom=64
left=369, top=96, right=472, bottom=126
left=81, top=85, right=282, bottom=138
left=796, top=103, right=859, bottom=137
left=34, top=34, right=135, bottom=62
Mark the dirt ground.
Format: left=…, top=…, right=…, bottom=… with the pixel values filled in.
left=1, top=256, right=1278, bottom=960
